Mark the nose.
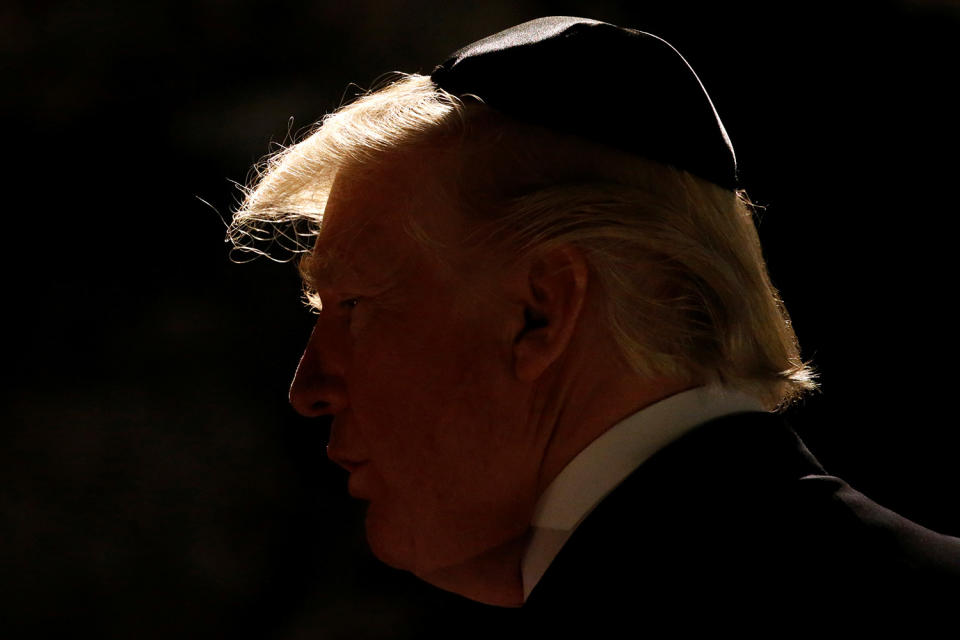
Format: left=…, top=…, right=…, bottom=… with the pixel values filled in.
left=288, top=319, right=349, bottom=417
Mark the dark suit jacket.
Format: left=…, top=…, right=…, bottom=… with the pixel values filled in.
left=420, top=412, right=960, bottom=636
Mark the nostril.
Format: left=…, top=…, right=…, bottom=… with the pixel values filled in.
left=291, top=396, right=331, bottom=418
left=289, top=359, right=349, bottom=416
left=310, top=400, right=332, bottom=415
left=289, top=379, right=349, bottom=417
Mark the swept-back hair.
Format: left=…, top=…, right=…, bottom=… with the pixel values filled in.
left=230, top=74, right=817, bottom=409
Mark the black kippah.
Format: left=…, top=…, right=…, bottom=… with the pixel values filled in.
left=430, top=16, right=737, bottom=191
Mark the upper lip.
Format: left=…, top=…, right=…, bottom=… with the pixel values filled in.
left=340, top=459, right=367, bottom=473
left=326, top=447, right=367, bottom=473
left=326, top=416, right=368, bottom=472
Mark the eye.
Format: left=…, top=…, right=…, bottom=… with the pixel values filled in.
left=339, top=297, right=360, bottom=310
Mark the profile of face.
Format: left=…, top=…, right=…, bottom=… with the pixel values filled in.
left=288, top=146, right=548, bottom=585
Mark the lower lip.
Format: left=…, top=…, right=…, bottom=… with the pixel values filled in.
left=347, top=463, right=371, bottom=498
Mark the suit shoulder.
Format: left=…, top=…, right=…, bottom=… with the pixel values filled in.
left=526, top=411, right=960, bottom=624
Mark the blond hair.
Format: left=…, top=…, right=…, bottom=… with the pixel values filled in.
left=230, top=74, right=817, bottom=409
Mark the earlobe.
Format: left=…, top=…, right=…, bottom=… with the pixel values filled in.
left=512, top=246, right=589, bottom=381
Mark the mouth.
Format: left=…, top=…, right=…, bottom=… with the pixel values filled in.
left=346, top=461, right=371, bottom=498
left=326, top=441, right=369, bottom=473
left=328, top=452, right=368, bottom=474
left=339, top=459, right=367, bottom=474
left=327, top=447, right=371, bottom=498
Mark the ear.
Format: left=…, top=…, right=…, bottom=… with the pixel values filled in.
left=512, top=246, right=589, bottom=381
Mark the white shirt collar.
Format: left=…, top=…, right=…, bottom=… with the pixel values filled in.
left=521, top=385, right=766, bottom=600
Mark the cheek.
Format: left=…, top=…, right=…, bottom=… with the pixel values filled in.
left=349, top=304, right=513, bottom=465
left=353, top=293, right=507, bottom=403
left=345, top=302, right=543, bottom=573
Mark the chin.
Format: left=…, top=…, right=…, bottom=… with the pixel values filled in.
left=364, top=509, right=468, bottom=578
left=363, top=504, right=418, bottom=571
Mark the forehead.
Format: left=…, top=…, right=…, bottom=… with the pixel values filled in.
left=304, top=147, right=464, bottom=283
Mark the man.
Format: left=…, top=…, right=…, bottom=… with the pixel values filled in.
left=231, top=17, right=959, bottom=633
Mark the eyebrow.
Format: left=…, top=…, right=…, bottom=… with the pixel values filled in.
left=302, top=246, right=384, bottom=294
left=298, top=249, right=345, bottom=290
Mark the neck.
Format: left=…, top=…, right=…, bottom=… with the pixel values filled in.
left=417, top=323, right=692, bottom=607
left=418, top=531, right=530, bottom=607
left=529, top=336, right=695, bottom=500
left=419, top=372, right=690, bottom=607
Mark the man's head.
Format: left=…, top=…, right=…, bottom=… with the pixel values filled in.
left=284, top=142, right=560, bottom=590
left=228, top=17, right=815, bottom=604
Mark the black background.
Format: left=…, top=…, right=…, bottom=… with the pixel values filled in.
left=3, top=1, right=959, bottom=637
